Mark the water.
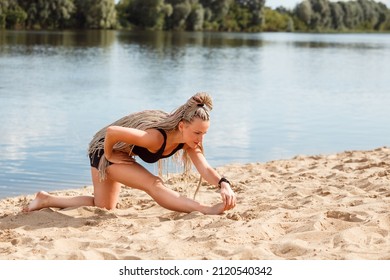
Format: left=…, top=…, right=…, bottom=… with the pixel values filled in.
left=0, top=30, right=389, bottom=199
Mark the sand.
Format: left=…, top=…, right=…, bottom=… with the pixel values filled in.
left=1, top=147, right=390, bottom=260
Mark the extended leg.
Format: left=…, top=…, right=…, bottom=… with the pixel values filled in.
left=106, top=163, right=224, bottom=214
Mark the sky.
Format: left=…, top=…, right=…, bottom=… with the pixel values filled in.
left=266, top=0, right=390, bottom=9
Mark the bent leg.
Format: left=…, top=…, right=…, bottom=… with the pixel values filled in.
left=91, top=167, right=122, bottom=209
left=106, top=163, right=225, bottom=214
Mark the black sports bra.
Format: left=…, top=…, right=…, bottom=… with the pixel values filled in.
left=132, top=129, right=184, bottom=163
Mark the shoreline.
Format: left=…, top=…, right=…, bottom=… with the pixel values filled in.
left=1, top=146, right=390, bottom=260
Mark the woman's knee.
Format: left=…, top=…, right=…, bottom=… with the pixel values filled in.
left=91, top=168, right=121, bottom=210
left=145, top=176, right=165, bottom=195
left=151, top=175, right=164, bottom=186
left=150, top=175, right=166, bottom=189
left=93, top=197, right=118, bottom=210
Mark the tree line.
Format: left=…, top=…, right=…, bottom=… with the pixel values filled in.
left=291, top=0, right=390, bottom=32
left=0, top=0, right=117, bottom=29
left=1, top=0, right=389, bottom=32
left=116, top=0, right=266, bottom=31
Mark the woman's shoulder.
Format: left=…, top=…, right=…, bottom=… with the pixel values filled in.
left=144, top=128, right=165, bottom=137
left=140, top=128, right=166, bottom=149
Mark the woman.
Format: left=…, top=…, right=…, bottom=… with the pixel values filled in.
left=25, top=92, right=236, bottom=215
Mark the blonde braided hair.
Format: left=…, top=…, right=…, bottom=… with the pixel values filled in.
left=88, top=92, right=213, bottom=197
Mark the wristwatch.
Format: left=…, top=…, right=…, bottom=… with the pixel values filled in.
left=218, top=177, right=231, bottom=188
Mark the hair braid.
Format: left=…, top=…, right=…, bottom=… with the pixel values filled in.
left=88, top=92, right=213, bottom=193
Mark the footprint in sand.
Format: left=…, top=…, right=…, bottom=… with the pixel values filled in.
left=326, top=210, right=365, bottom=222
left=134, top=199, right=156, bottom=210
left=272, top=240, right=309, bottom=258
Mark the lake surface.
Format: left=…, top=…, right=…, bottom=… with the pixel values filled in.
left=0, top=30, right=389, bottom=199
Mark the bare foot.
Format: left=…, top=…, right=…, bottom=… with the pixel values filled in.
left=203, top=202, right=226, bottom=215
left=22, top=191, right=50, bottom=212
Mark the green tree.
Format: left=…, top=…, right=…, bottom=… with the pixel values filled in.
left=225, top=0, right=266, bottom=31
left=382, top=8, right=390, bottom=31
left=310, top=0, right=332, bottom=30
left=0, top=0, right=10, bottom=28
left=226, top=2, right=252, bottom=31
left=166, top=0, right=192, bottom=30
left=340, top=1, right=364, bottom=29
left=116, top=0, right=132, bottom=28
left=187, top=2, right=204, bottom=31
left=18, top=0, right=75, bottom=29
left=357, top=0, right=387, bottom=30
left=74, top=0, right=117, bottom=29
left=209, top=0, right=232, bottom=22
left=244, top=0, right=265, bottom=27
left=262, top=7, right=292, bottom=32
left=136, top=0, right=169, bottom=30
left=293, top=0, right=390, bottom=32
left=374, top=2, right=389, bottom=31
left=198, top=0, right=265, bottom=31
left=329, top=2, right=345, bottom=30
left=117, top=0, right=172, bottom=30
left=0, top=0, right=27, bottom=29
left=294, top=0, right=312, bottom=25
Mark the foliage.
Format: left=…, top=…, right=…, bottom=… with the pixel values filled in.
left=165, top=0, right=192, bottom=30
left=0, top=0, right=27, bottom=29
left=121, top=0, right=171, bottom=30
left=117, top=0, right=266, bottom=31
left=294, top=0, right=390, bottom=32
left=18, top=0, right=76, bottom=29
left=0, top=0, right=117, bottom=29
left=0, top=0, right=389, bottom=32
left=73, top=0, right=117, bottom=29
left=262, top=7, right=293, bottom=32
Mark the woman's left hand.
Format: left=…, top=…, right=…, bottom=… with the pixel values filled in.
left=220, top=182, right=237, bottom=211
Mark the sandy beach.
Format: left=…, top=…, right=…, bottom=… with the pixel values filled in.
left=1, top=146, right=389, bottom=260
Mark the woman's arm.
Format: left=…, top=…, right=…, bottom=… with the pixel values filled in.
left=104, top=126, right=162, bottom=163
left=186, top=146, right=237, bottom=210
